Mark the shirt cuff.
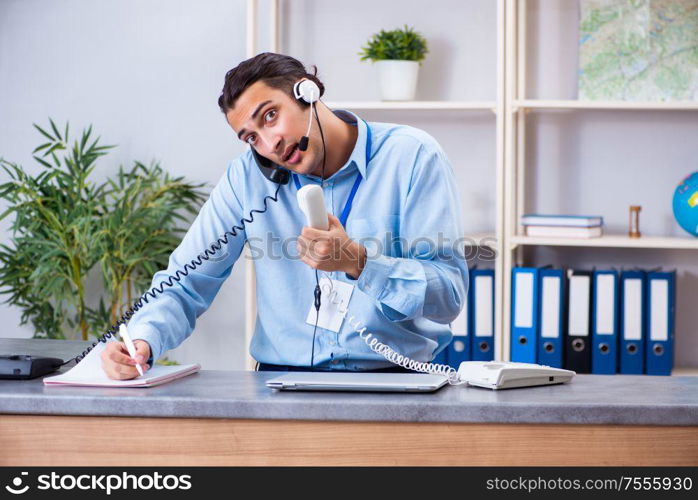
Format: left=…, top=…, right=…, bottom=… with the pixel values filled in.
left=130, top=324, right=162, bottom=366
left=354, top=253, right=395, bottom=301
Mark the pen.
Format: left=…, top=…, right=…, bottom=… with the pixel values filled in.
left=119, top=323, right=144, bottom=377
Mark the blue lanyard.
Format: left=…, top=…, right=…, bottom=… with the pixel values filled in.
left=292, top=119, right=371, bottom=228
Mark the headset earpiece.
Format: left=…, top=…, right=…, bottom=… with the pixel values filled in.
left=295, top=79, right=320, bottom=152
left=293, top=79, right=320, bottom=104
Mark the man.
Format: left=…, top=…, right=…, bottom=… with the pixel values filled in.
left=101, top=52, right=468, bottom=380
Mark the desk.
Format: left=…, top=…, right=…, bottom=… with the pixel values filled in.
left=1, top=339, right=697, bottom=466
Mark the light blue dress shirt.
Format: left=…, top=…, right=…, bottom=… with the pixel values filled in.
left=128, top=110, right=469, bottom=370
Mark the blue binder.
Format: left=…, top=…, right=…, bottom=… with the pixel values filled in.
left=537, top=268, right=565, bottom=368
left=470, top=268, right=495, bottom=361
left=447, top=293, right=470, bottom=367
left=619, top=270, right=646, bottom=374
left=511, top=267, right=539, bottom=363
left=591, top=270, right=619, bottom=374
left=645, top=270, right=676, bottom=376
left=432, top=346, right=448, bottom=365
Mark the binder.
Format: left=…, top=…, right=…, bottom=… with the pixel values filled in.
left=591, top=270, right=619, bottom=374
left=619, top=270, right=646, bottom=374
left=470, top=269, right=495, bottom=361
left=432, top=346, right=448, bottom=365
left=565, top=269, right=593, bottom=373
left=511, top=267, right=539, bottom=363
left=447, top=294, right=470, bottom=367
left=645, top=270, right=676, bottom=376
left=537, top=268, right=565, bottom=368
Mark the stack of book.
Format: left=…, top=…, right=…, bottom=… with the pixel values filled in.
left=521, top=214, right=604, bottom=238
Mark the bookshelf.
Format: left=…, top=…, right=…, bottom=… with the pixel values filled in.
left=510, top=234, right=698, bottom=251
left=502, top=0, right=698, bottom=372
left=514, top=100, right=698, bottom=111
left=324, top=101, right=497, bottom=111
left=243, top=0, right=697, bottom=374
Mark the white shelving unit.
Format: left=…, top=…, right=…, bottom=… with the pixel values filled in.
left=501, top=0, right=698, bottom=373
left=324, top=101, right=497, bottom=111
left=243, top=0, right=696, bottom=374
left=242, top=0, right=506, bottom=368
left=514, top=99, right=698, bottom=111
left=511, top=234, right=698, bottom=250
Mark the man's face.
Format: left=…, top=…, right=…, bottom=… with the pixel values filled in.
left=226, top=80, right=320, bottom=176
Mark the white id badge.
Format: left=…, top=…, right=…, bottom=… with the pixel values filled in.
left=305, top=277, right=355, bottom=332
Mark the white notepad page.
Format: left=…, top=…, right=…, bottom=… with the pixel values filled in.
left=43, top=339, right=200, bottom=388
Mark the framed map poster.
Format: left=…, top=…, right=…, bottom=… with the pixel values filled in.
left=579, top=0, right=698, bottom=101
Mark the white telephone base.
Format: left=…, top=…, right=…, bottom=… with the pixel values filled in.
left=457, top=361, right=576, bottom=390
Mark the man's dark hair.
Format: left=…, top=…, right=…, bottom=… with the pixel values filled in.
left=217, top=52, right=325, bottom=114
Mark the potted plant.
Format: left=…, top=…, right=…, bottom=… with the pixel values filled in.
left=0, top=120, right=208, bottom=341
left=359, top=25, right=429, bottom=101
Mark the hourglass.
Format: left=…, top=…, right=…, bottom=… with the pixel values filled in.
left=629, top=205, right=642, bottom=238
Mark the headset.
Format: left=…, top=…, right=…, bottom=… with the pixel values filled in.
left=251, top=78, right=320, bottom=185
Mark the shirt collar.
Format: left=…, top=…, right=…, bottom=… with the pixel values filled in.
left=333, top=109, right=368, bottom=179
left=301, top=109, right=368, bottom=182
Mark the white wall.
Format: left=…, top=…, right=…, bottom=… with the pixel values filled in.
left=1, top=0, right=696, bottom=368
left=0, top=0, right=250, bottom=369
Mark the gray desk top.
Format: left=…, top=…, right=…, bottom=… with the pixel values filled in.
left=1, top=338, right=697, bottom=425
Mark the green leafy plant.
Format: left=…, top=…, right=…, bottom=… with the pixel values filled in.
left=0, top=120, right=208, bottom=341
left=359, top=25, right=428, bottom=63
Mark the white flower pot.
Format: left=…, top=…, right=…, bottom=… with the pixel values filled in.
left=375, top=60, right=419, bottom=101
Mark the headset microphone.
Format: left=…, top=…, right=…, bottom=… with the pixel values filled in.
left=293, top=79, right=320, bottom=151
left=298, top=135, right=309, bottom=152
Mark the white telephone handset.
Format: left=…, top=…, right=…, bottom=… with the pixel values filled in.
left=297, top=185, right=576, bottom=389
left=297, top=184, right=329, bottom=230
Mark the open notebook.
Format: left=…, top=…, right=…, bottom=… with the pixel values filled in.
left=43, top=339, right=200, bottom=388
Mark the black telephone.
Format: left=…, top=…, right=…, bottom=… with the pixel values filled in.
left=251, top=148, right=290, bottom=185
left=0, top=355, right=64, bottom=379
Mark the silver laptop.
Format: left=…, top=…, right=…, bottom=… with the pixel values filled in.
left=265, top=371, right=448, bottom=393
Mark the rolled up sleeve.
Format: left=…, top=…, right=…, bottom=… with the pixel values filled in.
left=127, top=161, right=247, bottom=361
left=351, top=144, right=469, bottom=324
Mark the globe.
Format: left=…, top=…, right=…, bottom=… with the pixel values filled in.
left=673, top=171, right=698, bottom=237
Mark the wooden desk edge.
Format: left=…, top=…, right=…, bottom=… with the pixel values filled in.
left=1, top=414, right=696, bottom=466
